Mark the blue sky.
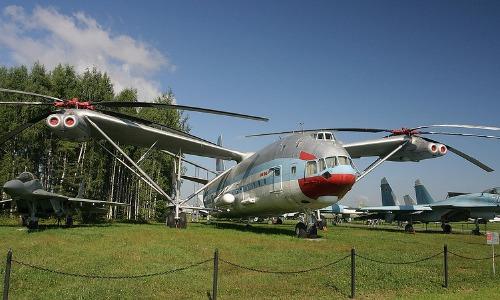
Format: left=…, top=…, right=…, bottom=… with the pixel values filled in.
left=1, top=1, right=500, bottom=205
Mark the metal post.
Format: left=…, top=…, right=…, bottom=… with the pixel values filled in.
left=3, top=249, right=12, bottom=300
left=351, top=247, right=356, bottom=298
left=493, top=244, right=496, bottom=276
left=443, top=244, right=448, bottom=288
left=212, top=249, right=219, bottom=300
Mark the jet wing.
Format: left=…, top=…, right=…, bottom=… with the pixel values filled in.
left=431, top=203, right=498, bottom=209
left=32, top=190, right=127, bottom=206
left=360, top=205, right=432, bottom=212
left=80, top=110, right=249, bottom=162
left=343, top=136, right=407, bottom=159
left=32, top=189, right=68, bottom=200
left=68, top=198, right=128, bottom=206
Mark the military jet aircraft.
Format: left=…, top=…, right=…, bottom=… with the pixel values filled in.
left=361, top=178, right=500, bottom=233
left=0, top=172, right=127, bottom=229
left=320, top=204, right=365, bottom=224
left=1, top=88, right=500, bottom=237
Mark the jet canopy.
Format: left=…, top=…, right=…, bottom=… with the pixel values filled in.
left=482, top=187, right=500, bottom=195
left=17, top=172, right=36, bottom=182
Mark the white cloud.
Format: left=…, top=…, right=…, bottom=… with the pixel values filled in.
left=0, top=5, right=174, bottom=101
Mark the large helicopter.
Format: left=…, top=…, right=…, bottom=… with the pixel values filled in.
left=1, top=88, right=499, bottom=237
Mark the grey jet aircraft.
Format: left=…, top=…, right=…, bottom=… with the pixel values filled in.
left=1, top=172, right=127, bottom=229
left=361, top=178, right=500, bottom=233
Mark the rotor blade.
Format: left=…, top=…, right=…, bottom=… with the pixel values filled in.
left=245, top=128, right=390, bottom=138
left=0, top=88, right=62, bottom=102
left=96, top=102, right=268, bottom=122
left=413, top=124, right=500, bottom=131
left=95, top=109, right=218, bottom=146
left=0, top=110, right=56, bottom=145
left=422, top=137, right=494, bottom=172
left=0, top=101, right=53, bottom=106
left=419, top=131, right=500, bottom=140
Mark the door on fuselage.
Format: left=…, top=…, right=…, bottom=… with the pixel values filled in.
left=269, top=166, right=282, bottom=193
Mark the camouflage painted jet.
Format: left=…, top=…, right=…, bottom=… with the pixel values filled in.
left=1, top=172, right=127, bottom=229
left=1, top=88, right=500, bottom=237
left=361, top=178, right=500, bottom=233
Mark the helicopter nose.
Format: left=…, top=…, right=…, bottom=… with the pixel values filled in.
left=3, top=180, right=24, bottom=196
left=298, top=167, right=357, bottom=199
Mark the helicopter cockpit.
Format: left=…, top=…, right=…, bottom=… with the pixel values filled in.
left=16, top=172, right=37, bottom=183
left=312, top=131, right=336, bottom=142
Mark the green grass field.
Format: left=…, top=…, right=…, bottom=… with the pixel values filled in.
left=1, top=218, right=499, bottom=299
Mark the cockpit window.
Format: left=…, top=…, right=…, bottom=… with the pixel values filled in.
left=313, top=132, right=335, bottom=141
left=318, top=158, right=326, bottom=171
left=306, top=161, right=317, bottom=176
left=338, top=156, right=350, bottom=165
left=17, top=172, right=36, bottom=183
left=325, top=156, right=337, bottom=168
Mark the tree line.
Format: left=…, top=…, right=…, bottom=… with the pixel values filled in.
left=0, top=63, right=189, bottom=222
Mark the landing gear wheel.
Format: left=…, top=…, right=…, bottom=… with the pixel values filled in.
left=315, top=220, right=325, bottom=230
left=275, top=218, right=283, bottom=225
left=27, top=220, right=38, bottom=230
left=442, top=224, right=452, bottom=234
left=65, top=215, right=73, bottom=227
left=472, top=227, right=481, bottom=235
left=295, top=222, right=307, bottom=238
left=166, top=212, right=176, bottom=228
left=20, top=216, right=28, bottom=227
left=307, top=224, right=318, bottom=238
left=404, top=224, right=414, bottom=233
left=177, top=212, right=188, bottom=229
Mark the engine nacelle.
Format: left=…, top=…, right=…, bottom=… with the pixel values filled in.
left=389, top=137, right=448, bottom=162
left=214, top=193, right=235, bottom=206
left=46, top=113, right=91, bottom=141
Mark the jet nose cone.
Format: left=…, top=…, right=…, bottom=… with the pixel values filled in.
left=3, top=180, right=23, bottom=196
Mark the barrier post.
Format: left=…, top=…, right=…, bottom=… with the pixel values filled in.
left=443, top=244, right=448, bottom=288
left=212, top=249, right=219, bottom=300
left=350, top=247, right=356, bottom=298
left=3, top=249, right=12, bottom=300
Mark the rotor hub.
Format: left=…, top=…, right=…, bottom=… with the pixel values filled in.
left=53, top=98, right=95, bottom=110
left=390, top=128, right=420, bottom=136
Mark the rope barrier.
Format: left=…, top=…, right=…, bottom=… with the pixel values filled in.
left=12, top=258, right=212, bottom=279
left=219, top=254, right=350, bottom=274
left=355, top=251, right=443, bottom=265
left=448, top=251, right=500, bottom=261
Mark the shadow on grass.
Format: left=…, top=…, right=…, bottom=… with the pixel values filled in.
left=336, top=224, right=456, bottom=235
left=23, top=223, right=113, bottom=233
left=204, top=222, right=325, bottom=239
left=204, top=222, right=298, bottom=236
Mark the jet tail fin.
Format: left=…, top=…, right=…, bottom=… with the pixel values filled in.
left=414, top=179, right=435, bottom=204
left=403, top=194, right=416, bottom=205
left=216, top=135, right=225, bottom=173
left=381, top=177, right=398, bottom=206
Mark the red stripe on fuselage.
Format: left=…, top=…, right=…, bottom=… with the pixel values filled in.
left=299, top=151, right=317, bottom=160
left=298, top=174, right=356, bottom=199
